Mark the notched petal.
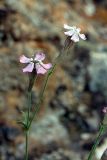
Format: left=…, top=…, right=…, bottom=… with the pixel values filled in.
left=23, top=62, right=34, bottom=72
left=71, top=34, right=79, bottom=42
left=64, top=30, right=74, bottom=36
left=79, top=34, right=86, bottom=40
left=20, top=55, right=30, bottom=63
left=36, top=63, right=47, bottom=74
left=41, top=63, right=52, bottom=70
left=64, top=24, right=74, bottom=30
left=35, top=53, right=45, bottom=61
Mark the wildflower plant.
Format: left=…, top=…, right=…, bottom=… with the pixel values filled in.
left=19, top=24, right=86, bottom=160
left=19, top=52, right=52, bottom=160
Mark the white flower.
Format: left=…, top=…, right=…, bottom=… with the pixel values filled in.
left=64, top=24, right=86, bottom=42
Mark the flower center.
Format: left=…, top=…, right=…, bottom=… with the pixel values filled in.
left=30, top=58, right=34, bottom=62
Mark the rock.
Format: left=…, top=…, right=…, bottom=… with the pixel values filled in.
left=88, top=52, right=107, bottom=98
left=94, top=0, right=107, bottom=8
left=30, top=111, right=70, bottom=145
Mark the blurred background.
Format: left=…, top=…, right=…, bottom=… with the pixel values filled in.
left=1, top=0, right=107, bottom=159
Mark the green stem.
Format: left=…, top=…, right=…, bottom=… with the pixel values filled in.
left=27, top=64, right=56, bottom=130
left=26, top=75, right=38, bottom=128
left=24, top=75, right=37, bottom=160
left=27, top=91, right=32, bottom=127
left=25, top=131, right=29, bottom=160
left=24, top=91, right=31, bottom=160
left=87, top=124, right=105, bottom=160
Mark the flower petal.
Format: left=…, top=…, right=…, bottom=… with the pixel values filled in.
left=23, top=62, right=34, bottom=72
left=20, top=55, right=30, bottom=63
left=41, top=63, right=52, bottom=69
left=36, top=63, right=47, bottom=74
left=64, top=24, right=75, bottom=30
left=35, top=53, right=45, bottom=61
left=102, top=107, right=107, bottom=113
left=64, top=30, right=74, bottom=36
left=79, top=34, right=86, bottom=40
left=71, top=34, right=79, bottom=42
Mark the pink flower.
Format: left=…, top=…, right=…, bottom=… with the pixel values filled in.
left=64, top=24, right=86, bottom=42
left=20, top=53, right=52, bottom=74
left=102, top=107, right=107, bottom=113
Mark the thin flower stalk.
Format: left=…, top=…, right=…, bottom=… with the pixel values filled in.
left=87, top=124, right=105, bottom=160
left=87, top=107, right=107, bottom=160
left=25, top=130, right=29, bottom=160
left=24, top=73, right=38, bottom=160
left=25, top=79, right=35, bottom=160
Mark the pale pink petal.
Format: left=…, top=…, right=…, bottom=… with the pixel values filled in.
left=102, top=107, right=107, bottom=113
left=41, top=63, right=52, bottom=69
left=64, top=24, right=75, bottom=30
left=20, top=55, right=30, bottom=63
left=79, top=34, right=86, bottom=40
left=64, top=30, right=74, bottom=36
left=36, top=63, right=47, bottom=74
left=35, top=53, right=45, bottom=61
left=23, top=62, right=34, bottom=72
left=71, top=34, right=79, bottom=42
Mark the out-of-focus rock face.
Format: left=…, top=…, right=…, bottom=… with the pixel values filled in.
left=94, top=0, right=107, bottom=8
left=1, top=0, right=107, bottom=159
left=89, top=52, right=107, bottom=97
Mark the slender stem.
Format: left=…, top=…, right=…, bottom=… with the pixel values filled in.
left=27, top=91, right=31, bottom=127
left=87, top=124, right=105, bottom=160
left=24, top=91, right=31, bottom=160
left=24, top=75, right=37, bottom=160
left=25, top=131, right=29, bottom=160
left=26, top=75, right=38, bottom=127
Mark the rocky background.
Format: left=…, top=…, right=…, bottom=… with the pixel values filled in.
left=0, top=0, right=107, bottom=159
